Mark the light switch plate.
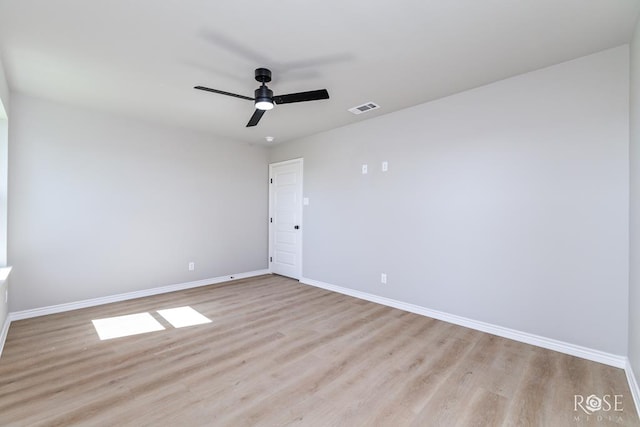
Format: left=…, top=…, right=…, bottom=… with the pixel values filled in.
left=362, top=164, right=368, bottom=174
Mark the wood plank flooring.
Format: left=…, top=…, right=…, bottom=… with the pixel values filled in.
left=0, top=274, right=637, bottom=426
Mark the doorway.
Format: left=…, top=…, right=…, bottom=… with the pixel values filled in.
left=269, top=158, right=303, bottom=279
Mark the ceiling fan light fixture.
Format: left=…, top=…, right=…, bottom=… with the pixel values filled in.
left=255, top=86, right=274, bottom=110
left=255, top=100, right=274, bottom=110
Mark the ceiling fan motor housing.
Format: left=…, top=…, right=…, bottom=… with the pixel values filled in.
left=255, top=85, right=274, bottom=102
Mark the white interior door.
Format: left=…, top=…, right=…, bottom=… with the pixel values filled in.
left=269, top=159, right=303, bottom=279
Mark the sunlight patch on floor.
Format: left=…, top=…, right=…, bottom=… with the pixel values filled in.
left=157, top=306, right=212, bottom=328
left=91, top=306, right=212, bottom=340
left=91, top=312, right=165, bottom=340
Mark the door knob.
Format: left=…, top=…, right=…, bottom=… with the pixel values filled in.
left=294, top=225, right=300, bottom=230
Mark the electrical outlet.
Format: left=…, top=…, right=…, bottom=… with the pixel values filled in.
left=381, top=273, right=387, bottom=284
left=188, top=262, right=195, bottom=271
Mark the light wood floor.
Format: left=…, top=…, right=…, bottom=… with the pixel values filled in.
left=0, top=275, right=637, bottom=426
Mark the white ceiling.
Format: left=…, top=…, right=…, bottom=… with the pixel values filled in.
left=0, top=1, right=638, bottom=145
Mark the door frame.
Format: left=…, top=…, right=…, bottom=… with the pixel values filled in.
left=268, top=158, right=304, bottom=279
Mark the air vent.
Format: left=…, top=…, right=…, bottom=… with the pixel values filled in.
left=348, top=102, right=380, bottom=115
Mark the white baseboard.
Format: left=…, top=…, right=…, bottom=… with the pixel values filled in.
left=300, top=277, right=627, bottom=369
left=0, top=313, right=9, bottom=358
left=626, top=359, right=640, bottom=418
left=9, top=269, right=270, bottom=321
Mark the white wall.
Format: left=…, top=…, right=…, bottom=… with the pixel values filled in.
left=0, top=53, right=9, bottom=118
left=629, top=18, right=640, bottom=387
left=8, top=94, right=268, bottom=311
left=0, top=117, right=7, bottom=268
left=270, top=46, right=629, bottom=355
left=0, top=54, right=9, bottom=333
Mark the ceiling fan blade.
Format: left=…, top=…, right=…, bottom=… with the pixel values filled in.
left=246, top=109, right=266, bottom=127
left=273, top=89, right=329, bottom=105
left=194, top=86, right=254, bottom=101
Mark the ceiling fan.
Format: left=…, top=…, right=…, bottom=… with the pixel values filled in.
left=195, top=68, right=329, bottom=127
